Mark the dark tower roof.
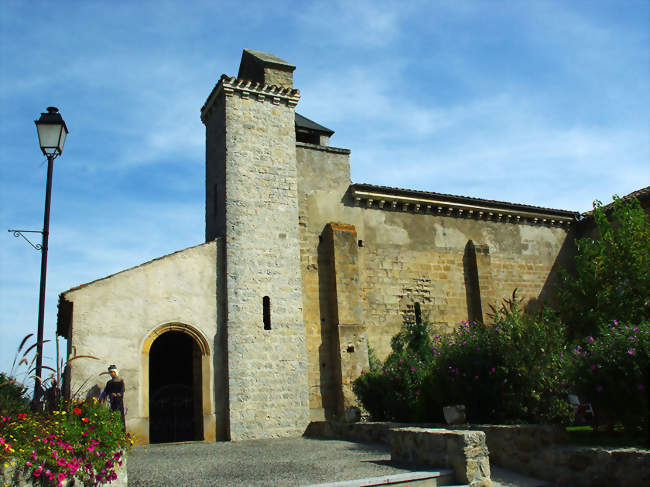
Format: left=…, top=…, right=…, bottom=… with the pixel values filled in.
left=295, top=113, right=334, bottom=136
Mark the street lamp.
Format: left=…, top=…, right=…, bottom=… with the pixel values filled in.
left=32, top=107, right=68, bottom=404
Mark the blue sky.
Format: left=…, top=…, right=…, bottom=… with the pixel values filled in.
left=1, top=0, right=648, bottom=380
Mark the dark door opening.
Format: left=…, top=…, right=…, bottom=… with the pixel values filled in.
left=149, top=331, right=203, bottom=443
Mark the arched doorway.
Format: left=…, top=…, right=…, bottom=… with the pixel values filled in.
left=149, top=330, right=204, bottom=443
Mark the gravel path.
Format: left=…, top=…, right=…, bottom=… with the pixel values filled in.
left=128, top=438, right=553, bottom=487
left=128, top=438, right=416, bottom=487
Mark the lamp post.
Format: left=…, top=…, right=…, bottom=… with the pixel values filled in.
left=32, top=107, right=68, bottom=404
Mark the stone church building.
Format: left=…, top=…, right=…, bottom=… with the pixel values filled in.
left=55, top=50, right=637, bottom=445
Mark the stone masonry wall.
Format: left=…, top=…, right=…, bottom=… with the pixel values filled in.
left=324, top=223, right=370, bottom=415
left=296, top=143, right=573, bottom=419
left=204, top=76, right=309, bottom=440
left=60, top=241, right=220, bottom=445
left=296, top=143, right=353, bottom=420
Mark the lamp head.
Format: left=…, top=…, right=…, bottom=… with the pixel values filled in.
left=35, top=107, right=68, bottom=157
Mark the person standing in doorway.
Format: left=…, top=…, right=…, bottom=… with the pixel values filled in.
left=101, top=364, right=126, bottom=431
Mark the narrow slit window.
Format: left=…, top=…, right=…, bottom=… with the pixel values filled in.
left=414, top=302, right=422, bottom=325
left=263, top=296, right=271, bottom=330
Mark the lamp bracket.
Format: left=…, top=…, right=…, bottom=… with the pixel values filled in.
left=8, top=229, right=44, bottom=251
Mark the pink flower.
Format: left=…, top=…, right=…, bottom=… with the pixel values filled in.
left=410, top=366, right=416, bottom=372
left=57, top=472, right=66, bottom=482
left=596, top=385, right=604, bottom=392
left=587, top=336, right=594, bottom=343
left=628, top=348, right=635, bottom=355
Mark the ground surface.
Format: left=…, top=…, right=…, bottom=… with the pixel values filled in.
left=128, top=438, right=554, bottom=487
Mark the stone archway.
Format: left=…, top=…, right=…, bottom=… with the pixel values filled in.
left=141, top=323, right=211, bottom=444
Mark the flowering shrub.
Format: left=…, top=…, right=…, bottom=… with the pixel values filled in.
left=1, top=397, right=133, bottom=486
left=568, top=320, right=649, bottom=431
left=353, top=320, right=434, bottom=421
left=420, top=301, right=573, bottom=424
left=354, top=293, right=574, bottom=425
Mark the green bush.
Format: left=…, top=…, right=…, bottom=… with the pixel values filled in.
left=557, top=195, right=650, bottom=339
left=568, top=320, right=649, bottom=431
left=354, top=294, right=574, bottom=425
left=0, top=373, right=29, bottom=413
left=353, top=320, right=433, bottom=421
left=420, top=295, right=572, bottom=424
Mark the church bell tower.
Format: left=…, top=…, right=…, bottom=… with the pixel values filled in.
left=201, top=50, right=309, bottom=440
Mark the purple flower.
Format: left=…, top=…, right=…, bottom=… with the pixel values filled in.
left=590, top=364, right=596, bottom=371
left=588, top=336, right=595, bottom=343
left=637, top=384, right=646, bottom=391
left=490, top=367, right=496, bottom=373
left=596, top=385, right=604, bottom=392
left=613, top=320, right=618, bottom=326
left=476, top=347, right=481, bottom=351
left=410, top=366, right=416, bottom=372
left=561, top=381, right=567, bottom=388
left=628, top=348, right=635, bottom=355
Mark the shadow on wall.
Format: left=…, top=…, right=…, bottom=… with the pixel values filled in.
left=531, top=228, right=578, bottom=314
left=317, top=228, right=342, bottom=420
left=463, top=240, right=483, bottom=323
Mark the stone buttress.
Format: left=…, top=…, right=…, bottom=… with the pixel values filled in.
left=201, top=50, right=309, bottom=440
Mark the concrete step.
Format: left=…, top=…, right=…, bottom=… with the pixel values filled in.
left=301, top=469, right=459, bottom=487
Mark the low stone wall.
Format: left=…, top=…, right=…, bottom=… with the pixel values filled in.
left=304, top=420, right=397, bottom=444
left=305, top=421, right=650, bottom=487
left=306, top=422, right=490, bottom=486
left=473, top=425, right=650, bottom=487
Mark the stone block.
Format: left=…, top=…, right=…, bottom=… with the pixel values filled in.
left=388, top=427, right=490, bottom=485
